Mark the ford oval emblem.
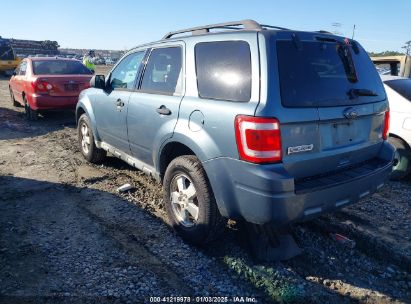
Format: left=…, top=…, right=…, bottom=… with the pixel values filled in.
left=343, top=107, right=358, bottom=120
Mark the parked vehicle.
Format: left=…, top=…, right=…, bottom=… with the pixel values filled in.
left=76, top=20, right=394, bottom=245
left=382, top=75, right=411, bottom=179
left=105, top=58, right=115, bottom=65
left=9, top=57, right=93, bottom=120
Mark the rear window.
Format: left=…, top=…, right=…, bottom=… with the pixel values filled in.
left=277, top=40, right=385, bottom=107
left=195, top=41, right=251, bottom=102
left=384, top=79, right=411, bottom=101
left=33, top=60, right=92, bottom=75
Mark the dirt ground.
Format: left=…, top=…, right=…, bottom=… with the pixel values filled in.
left=0, top=66, right=410, bottom=303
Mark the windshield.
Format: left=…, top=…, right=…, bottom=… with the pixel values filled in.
left=0, top=46, right=14, bottom=60
left=384, top=79, right=411, bottom=101
left=33, top=60, right=92, bottom=75
left=276, top=40, right=386, bottom=107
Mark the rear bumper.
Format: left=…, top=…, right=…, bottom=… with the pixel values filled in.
left=29, top=94, right=79, bottom=110
left=203, top=141, right=394, bottom=225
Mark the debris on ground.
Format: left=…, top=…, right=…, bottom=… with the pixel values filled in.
left=117, top=183, right=134, bottom=193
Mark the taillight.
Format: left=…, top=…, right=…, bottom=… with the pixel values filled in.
left=235, top=115, right=282, bottom=163
left=31, top=79, right=53, bottom=94
left=383, top=110, right=390, bottom=140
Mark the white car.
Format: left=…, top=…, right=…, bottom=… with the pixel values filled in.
left=382, top=75, right=411, bottom=179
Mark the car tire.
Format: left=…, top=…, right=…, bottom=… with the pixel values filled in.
left=163, top=155, right=226, bottom=245
left=388, top=137, right=411, bottom=180
left=23, top=96, right=38, bottom=120
left=78, top=114, right=106, bottom=163
left=9, top=87, right=20, bottom=107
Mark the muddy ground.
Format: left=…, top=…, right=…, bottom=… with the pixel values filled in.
left=0, top=66, right=410, bottom=303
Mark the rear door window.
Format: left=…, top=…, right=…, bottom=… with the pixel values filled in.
left=276, top=39, right=386, bottom=107
left=195, top=41, right=251, bottom=102
left=19, top=61, right=27, bottom=76
left=384, top=79, right=411, bottom=101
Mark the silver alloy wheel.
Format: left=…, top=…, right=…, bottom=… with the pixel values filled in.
left=170, top=173, right=199, bottom=227
left=80, top=123, right=91, bottom=154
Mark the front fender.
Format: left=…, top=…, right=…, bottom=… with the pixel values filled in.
left=76, top=89, right=101, bottom=143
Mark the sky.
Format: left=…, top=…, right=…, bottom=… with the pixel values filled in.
left=1, top=0, right=410, bottom=53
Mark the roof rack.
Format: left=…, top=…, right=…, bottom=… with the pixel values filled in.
left=261, top=24, right=290, bottom=31
left=316, top=30, right=333, bottom=34
left=162, top=19, right=288, bottom=39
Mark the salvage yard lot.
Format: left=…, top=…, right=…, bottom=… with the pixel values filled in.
left=0, top=66, right=410, bottom=303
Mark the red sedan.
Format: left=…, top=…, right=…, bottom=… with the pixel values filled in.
left=8, top=57, right=93, bottom=120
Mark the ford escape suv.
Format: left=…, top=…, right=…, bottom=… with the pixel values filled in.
left=76, top=20, right=394, bottom=244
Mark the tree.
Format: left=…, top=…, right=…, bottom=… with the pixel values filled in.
left=368, top=51, right=405, bottom=57
left=402, top=41, right=411, bottom=56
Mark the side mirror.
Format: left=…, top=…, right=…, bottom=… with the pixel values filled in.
left=90, top=75, right=105, bottom=89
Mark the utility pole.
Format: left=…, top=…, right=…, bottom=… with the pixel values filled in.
left=352, top=25, right=356, bottom=39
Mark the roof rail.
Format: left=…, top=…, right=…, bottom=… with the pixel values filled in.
left=317, top=30, right=333, bottom=34
left=162, top=19, right=264, bottom=39
left=261, top=24, right=290, bottom=31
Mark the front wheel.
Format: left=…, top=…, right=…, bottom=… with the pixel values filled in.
left=388, top=137, right=411, bottom=180
left=163, top=155, right=225, bottom=245
left=77, top=114, right=106, bottom=163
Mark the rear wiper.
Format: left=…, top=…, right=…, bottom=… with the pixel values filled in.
left=348, top=88, right=378, bottom=98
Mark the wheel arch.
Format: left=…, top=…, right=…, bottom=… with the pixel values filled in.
left=76, top=98, right=101, bottom=143
left=158, top=141, right=196, bottom=181
left=389, top=133, right=411, bottom=151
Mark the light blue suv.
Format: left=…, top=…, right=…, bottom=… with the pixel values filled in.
left=76, top=20, right=394, bottom=245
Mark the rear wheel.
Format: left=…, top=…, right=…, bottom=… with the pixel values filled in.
left=388, top=137, right=411, bottom=180
left=163, top=155, right=225, bottom=245
left=23, top=96, right=38, bottom=120
left=9, top=87, right=20, bottom=107
left=78, top=114, right=106, bottom=163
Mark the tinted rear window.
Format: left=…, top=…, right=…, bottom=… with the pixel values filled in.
left=277, top=40, right=385, bottom=107
left=195, top=41, right=251, bottom=102
left=33, top=60, right=92, bottom=75
left=384, top=79, right=411, bottom=101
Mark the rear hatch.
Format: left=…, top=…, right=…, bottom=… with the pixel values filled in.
left=261, top=32, right=388, bottom=180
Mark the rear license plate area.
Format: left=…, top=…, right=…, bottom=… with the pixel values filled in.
left=64, top=84, right=79, bottom=91
left=331, top=122, right=356, bottom=146
left=320, top=119, right=369, bottom=150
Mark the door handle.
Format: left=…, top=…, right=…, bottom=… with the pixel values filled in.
left=156, top=105, right=171, bottom=115
left=116, top=99, right=125, bottom=107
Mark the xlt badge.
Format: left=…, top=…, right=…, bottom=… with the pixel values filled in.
left=287, top=144, right=314, bottom=155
